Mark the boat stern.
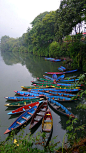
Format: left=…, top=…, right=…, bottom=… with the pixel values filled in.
left=4, top=129, right=10, bottom=134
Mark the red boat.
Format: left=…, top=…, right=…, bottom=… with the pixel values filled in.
left=7, top=101, right=41, bottom=115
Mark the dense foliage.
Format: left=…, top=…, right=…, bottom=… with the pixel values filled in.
left=1, top=0, right=86, bottom=71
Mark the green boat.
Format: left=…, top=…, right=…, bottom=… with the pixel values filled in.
left=37, top=77, right=53, bottom=82
left=33, top=83, right=80, bottom=89
left=21, top=86, right=48, bottom=90
left=4, top=98, right=44, bottom=107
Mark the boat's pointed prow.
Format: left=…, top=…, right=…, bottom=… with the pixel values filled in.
left=21, top=86, right=23, bottom=88
left=14, top=91, right=17, bottom=93
left=7, top=112, right=12, bottom=115
left=4, top=129, right=10, bottom=134
left=39, top=101, right=43, bottom=104
left=4, top=97, right=8, bottom=99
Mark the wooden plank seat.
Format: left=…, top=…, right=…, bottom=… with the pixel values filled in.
left=37, top=112, right=45, bottom=116
left=40, top=108, right=46, bottom=112
left=34, top=108, right=36, bottom=110
left=27, top=112, right=33, bottom=115
left=22, top=116, right=28, bottom=120
left=44, top=120, right=52, bottom=122
left=61, top=109, right=65, bottom=111
left=17, top=121, right=21, bottom=125
left=43, top=129, right=51, bottom=132
left=34, top=116, right=42, bottom=121
left=33, top=121, right=38, bottom=124
left=55, top=106, right=61, bottom=109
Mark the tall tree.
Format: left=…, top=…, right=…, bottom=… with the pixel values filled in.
left=55, top=0, right=86, bottom=41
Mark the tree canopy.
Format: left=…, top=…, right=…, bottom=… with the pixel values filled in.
left=1, top=0, right=86, bottom=71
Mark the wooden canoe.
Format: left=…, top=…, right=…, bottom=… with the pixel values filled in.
left=29, top=90, right=78, bottom=98
left=14, top=90, right=48, bottom=97
left=33, top=83, right=80, bottom=89
left=4, top=104, right=39, bottom=134
left=43, top=75, right=54, bottom=81
left=32, top=80, right=81, bottom=87
left=59, top=78, right=79, bottom=82
left=48, top=98, right=75, bottom=118
left=21, top=86, right=48, bottom=90
left=44, top=57, right=55, bottom=61
left=45, top=69, right=78, bottom=75
left=42, top=108, right=53, bottom=146
left=4, top=98, right=44, bottom=107
left=37, top=77, right=53, bottom=82
left=4, top=96, right=39, bottom=101
left=43, top=74, right=65, bottom=82
left=29, top=100, right=48, bottom=130
left=14, top=90, right=78, bottom=101
left=28, top=88, right=81, bottom=93
left=7, top=101, right=42, bottom=115
left=58, top=67, right=65, bottom=72
left=50, top=59, right=61, bottom=62
left=14, top=90, right=44, bottom=97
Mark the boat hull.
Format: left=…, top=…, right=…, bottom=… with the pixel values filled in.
left=48, top=99, right=75, bottom=118
left=4, top=104, right=39, bottom=134
left=29, top=100, right=48, bottom=130
left=45, top=69, right=78, bottom=75
left=42, top=108, right=53, bottom=146
left=8, top=101, right=41, bottom=115
left=4, top=98, right=44, bottom=107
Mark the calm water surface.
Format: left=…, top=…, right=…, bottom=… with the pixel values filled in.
left=0, top=50, right=85, bottom=147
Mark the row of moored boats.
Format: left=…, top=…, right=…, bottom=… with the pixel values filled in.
left=4, top=67, right=82, bottom=146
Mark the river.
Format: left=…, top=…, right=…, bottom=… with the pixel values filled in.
left=0, top=50, right=85, bottom=147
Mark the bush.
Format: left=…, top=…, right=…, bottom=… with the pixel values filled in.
left=49, top=41, right=61, bottom=58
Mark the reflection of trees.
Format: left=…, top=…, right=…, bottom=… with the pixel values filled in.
left=59, top=115, right=68, bottom=130
left=24, top=53, right=61, bottom=78
left=1, top=51, right=61, bottom=78
left=1, top=51, right=25, bottom=65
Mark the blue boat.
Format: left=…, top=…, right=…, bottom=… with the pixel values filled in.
left=58, top=66, right=66, bottom=71
left=14, top=90, right=48, bottom=97
left=4, top=104, right=39, bottom=134
left=60, top=66, right=66, bottom=70
left=56, top=82, right=81, bottom=87
left=43, top=91, right=77, bottom=98
left=43, top=75, right=54, bottom=81
left=14, top=90, right=44, bottom=97
left=44, top=57, right=55, bottom=61
left=56, top=74, right=65, bottom=81
left=59, top=78, right=79, bottom=82
left=45, top=69, right=78, bottom=75
left=14, top=91, right=77, bottom=102
left=26, top=90, right=77, bottom=98
left=28, top=88, right=81, bottom=93
left=4, top=96, right=40, bottom=101
left=45, top=94, right=77, bottom=102
left=48, top=98, right=75, bottom=118
left=50, top=59, right=61, bottom=62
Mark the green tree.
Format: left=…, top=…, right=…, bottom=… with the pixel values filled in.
left=49, top=41, right=61, bottom=58
left=55, top=0, right=86, bottom=42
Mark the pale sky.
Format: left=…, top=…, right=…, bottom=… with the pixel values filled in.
left=0, top=0, right=61, bottom=38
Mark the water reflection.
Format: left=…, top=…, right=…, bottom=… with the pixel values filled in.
left=1, top=51, right=61, bottom=78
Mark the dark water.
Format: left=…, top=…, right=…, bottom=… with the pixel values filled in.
left=0, top=50, right=85, bottom=147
